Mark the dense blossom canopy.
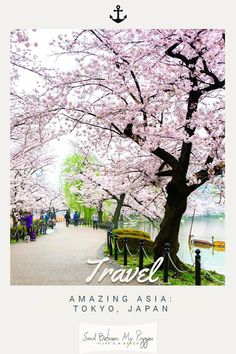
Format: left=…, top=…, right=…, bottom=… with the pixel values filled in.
left=10, top=29, right=225, bottom=217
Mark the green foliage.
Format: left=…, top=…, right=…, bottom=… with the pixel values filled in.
left=33, top=219, right=43, bottom=226
left=117, top=234, right=154, bottom=253
left=10, top=219, right=46, bottom=243
left=62, top=154, right=96, bottom=222
left=159, top=268, right=225, bottom=286
left=62, top=153, right=114, bottom=223
left=64, top=181, right=80, bottom=209
left=113, top=228, right=151, bottom=239
left=112, top=228, right=152, bottom=253
left=10, top=225, right=27, bottom=235
left=82, top=205, right=96, bottom=224
left=63, top=154, right=95, bottom=174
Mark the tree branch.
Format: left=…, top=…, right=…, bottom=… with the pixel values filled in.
left=187, top=161, right=224, bottom=194
left=151, top=147, right=178, bottom=168
left=156, top=170, right=173, bottom=177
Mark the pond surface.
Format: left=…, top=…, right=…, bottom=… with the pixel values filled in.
left=119, top=216, right=225, bottom=274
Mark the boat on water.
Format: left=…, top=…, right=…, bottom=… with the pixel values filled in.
left=190, top=236, right=225, bottom=250
left=191, top=239, right=213, bottom=248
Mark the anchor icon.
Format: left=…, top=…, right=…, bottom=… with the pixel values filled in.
left=110, top=5, right=127, bottom=23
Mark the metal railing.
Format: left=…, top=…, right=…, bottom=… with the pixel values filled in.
left=106, top=232, right=224, bottom=286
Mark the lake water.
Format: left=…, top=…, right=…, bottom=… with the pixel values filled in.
left=119, top=216, right=225, bottom=274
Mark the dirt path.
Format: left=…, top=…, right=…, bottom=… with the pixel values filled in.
left=11, top=223, right=143, bottom=286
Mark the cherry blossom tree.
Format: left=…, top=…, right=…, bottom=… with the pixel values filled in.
left=45, top=29, right=224, bottom=265
left=10, top=29, right=225, bottom=266
left=62, top=147, right=166, bottom=228
left=10, top=29, right=65, bottom=215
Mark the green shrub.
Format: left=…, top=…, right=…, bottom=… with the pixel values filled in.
left=116, top=234, right=154, bottom=254
left=10, top=225, right=27, bottom=240
left=113, top=228, right=151, bottom=239
left=33, top=219, right=43, bottom=227
left=10, top=219, right=43, bottom=242
left=10, top=225, right=26, bottom=233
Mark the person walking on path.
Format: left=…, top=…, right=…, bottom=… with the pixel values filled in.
left=64, top=210, right=71, bottom=227
left=73, top=211, right=79, bottom=226
left=92, top=213, right=98, bottom=230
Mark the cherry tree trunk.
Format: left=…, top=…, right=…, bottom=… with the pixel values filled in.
left=98, top=209, right=103, bottom=224
left=153, top=181, right=188, bottom=268
left=11, top=210, right=18, bottom=227
left=97, top=200, right=103, bottom=224
left=113, top=193, right=125, bottom=229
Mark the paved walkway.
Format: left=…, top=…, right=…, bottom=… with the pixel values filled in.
left=11, top=223, right=142, bottom=286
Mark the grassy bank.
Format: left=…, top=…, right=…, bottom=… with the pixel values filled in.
left=104, top=246, right=225, bottom=286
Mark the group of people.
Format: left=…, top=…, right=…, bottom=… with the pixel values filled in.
left=64, top=210, right=80, bottom=227
left=12, top=208, right=115, bottom=234
left=40, top=210, right=56, bottom=224
left=11, top=208, right=58, bottom=242
left=64, top=210, right=100, bottom=229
